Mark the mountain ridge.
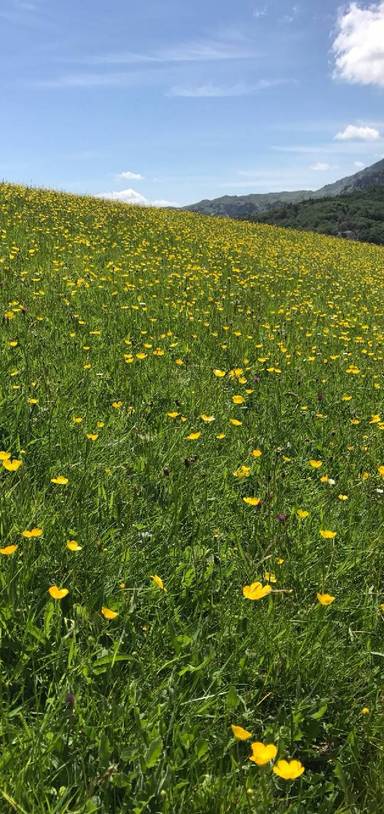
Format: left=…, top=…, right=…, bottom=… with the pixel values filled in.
left=184, top=158, right=384, bottom=218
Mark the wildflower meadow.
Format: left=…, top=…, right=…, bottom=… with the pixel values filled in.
left=1, top=182, right=384, bottom=812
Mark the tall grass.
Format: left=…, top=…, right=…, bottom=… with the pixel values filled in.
left=1, top=182, right=384, bottom=812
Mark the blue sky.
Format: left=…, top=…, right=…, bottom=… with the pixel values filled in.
left=1, top=0, right=384, bottom=205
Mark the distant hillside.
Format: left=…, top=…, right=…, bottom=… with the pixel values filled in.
left=248, top=187, right=384, bottom=245
left=185, top=158, right=384, bottom=219
left=184, top=189, right=313, bottom=218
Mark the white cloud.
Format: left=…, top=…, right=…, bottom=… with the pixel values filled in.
left=335, top=124, right=380, bottom=140
left=118, top=170, right=144, bottom=181
left=332, top=2, right=384, bottom=86
left=97, top=188, right=147, bottom=204
left=354, top=160, right=365, bottom=167
left=309, top=162, right=331, bottom=171
left=96, top=188, right=178, bottom=207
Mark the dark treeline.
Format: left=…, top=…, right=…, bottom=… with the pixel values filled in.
left=242, top=188, right=384, bottom=245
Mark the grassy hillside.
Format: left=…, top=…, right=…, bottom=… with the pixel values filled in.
left=249, top=187, right=384, bottom=245
left=2, top=183, right=384, bottom=813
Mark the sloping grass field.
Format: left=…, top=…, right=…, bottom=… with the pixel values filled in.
left=2, top=183, right=384, bottom=813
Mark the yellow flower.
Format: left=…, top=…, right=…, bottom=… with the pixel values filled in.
left=27, top=398, right=39, bottom=405
left=101, top=606, right=119, bottom=619
left=273, top=759, right=304, bottom=780
left=251, top=449, right=262, bottom=458
left=216, top=433, right=226, bottom=439
left=175, top=358, right=184, bottom=366
left=338, top=494, right=348, bottom=501
left=264, top=571, right=277, bottom=583
left=320, top=474, right=330, bottom=483
left=200, top=414, right=215, bottom=423
left=96, top=421, right=105, bottom=428
left=378, top=466, right=384, bottom=478
left=346, top=365, right=360, bottom=375
left=2, top=458, right=23, bottom=472
left=232, top=395, right=245, bottom=405
left=150, top=574, right=167, bottom=591
left=66, top=540, right=82, bottom=551
left=213, top=369, right=226, bottom=377
left=86, top=433, right=98, bottom=441
left=229, top=418, right=242, bottom=426
left=167, top=411, right=179, bottom=418
left=51, top=475, right=69, bottom=485
left=21, top=528, right=43, bottom=538
left=186, top=432, right=201, bottom=441
left=341, top=394, right=352, bottom=401
left=320, top=530, right=336, bottom=539
left=0, top=544, right=18, bottom=556
left=112, top=401, right=123, bottom=409
left=297, top=509, right=309, bottom=519
left=249, top=742, right=278, bottom=766
left=73, top=416, right=83, bottom=424
left=243, top=496, right=262, bottom=506
left=317, top=592, right=335, bottom=605
left=361, top=707, right=370, bottom=715
left=0, top=451, right=11, bottom=461
left=231, top=724, right=252, bottom=741
left=233, top=465, right=251, bottom=479
left=309, top=459, right=322, bottom=469
left=48, top=585, right=69, bottom=600
left=242, top=581, right=272, bottom=600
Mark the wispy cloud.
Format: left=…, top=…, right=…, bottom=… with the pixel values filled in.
left=253, top=5, right=268, bottom=19
left=79, top=36, right=258, bottom=67
left=168, top=78, right=295, bottom=98
left=168, top=82, right=249, bottom=98
left=272, top=139, right=384, bottom=155
left=32, top=36, right=260, bottom=90
left=33, top=68, right=288, bottom=95
left=281, top=4, right=300, bottom=25
left=0, top=0, right=44, bottom=27
left=32, top=71, right=153, bottom=89
left=222, top=168, right=318, bottom=191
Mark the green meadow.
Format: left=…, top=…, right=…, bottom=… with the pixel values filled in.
left=1, top=182, right=384, bottom=813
